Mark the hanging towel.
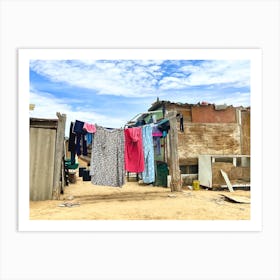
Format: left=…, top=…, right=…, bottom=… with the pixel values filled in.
left=124, top=127, right=145, bottom=173
left=141, top=125, right=155, bottom=184
left=83, top=122, right=96, bottom=133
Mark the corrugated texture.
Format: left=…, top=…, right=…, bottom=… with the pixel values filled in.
left=178, top=123, right=241, bottom=160
left=30, top=127, right=56, bottom=201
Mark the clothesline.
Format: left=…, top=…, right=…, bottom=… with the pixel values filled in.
left=67, top=118, right=171, bottom=188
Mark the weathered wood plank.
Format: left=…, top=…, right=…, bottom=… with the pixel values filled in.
left=52, top=113, right=66, bottom=200
left=167, top=111, right=182, bottom=192
left=30, top=127, right=56, bottom=201
left=220, top=169, right=234, bottom=192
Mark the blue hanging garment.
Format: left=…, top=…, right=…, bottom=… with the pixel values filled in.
left=141, top=125, right=155, bottom=184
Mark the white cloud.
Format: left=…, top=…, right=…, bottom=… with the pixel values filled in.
left=179, top=60, right=250, bottom=88
left=158, top=76, right=190, bottom=90
left=30, top=60, right=162, bottom=98
left=30, top=91, right=127, bottom=133
left=159, top=89, right=250, bottom=107
left=211, top=92, right=250, bottom=107
left=30, top=59, right=250, bottom=101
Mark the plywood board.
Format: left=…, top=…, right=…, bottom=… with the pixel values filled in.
left=198, top=155, right=212, bottom=188
left=30, top=127, right=56, bottom=201
left=220, top=169, right=234, bottom=192
left=220, top=194, right=250, bottom=204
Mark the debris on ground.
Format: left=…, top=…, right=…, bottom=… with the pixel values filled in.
left=182, top=191, right=193, bottom=197
left=220, top=194, right=250, bottom=204
left=58, top=201, right=80, bottom=207
left=214, top=198, right=226, bottom=205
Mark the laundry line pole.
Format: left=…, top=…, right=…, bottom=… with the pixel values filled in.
left=166, top=111, right=182, bottom=192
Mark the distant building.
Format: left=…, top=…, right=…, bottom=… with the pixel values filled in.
left=147, top=100, right=250, bottom=188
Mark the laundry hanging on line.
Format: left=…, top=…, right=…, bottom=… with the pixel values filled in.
left=68, top=120, right=96, bottom=164
left=124, top=127, right=145, bottom=173
left=141, top=124, right=155, bottom=184
left=90, top=125, right=125, bottom=187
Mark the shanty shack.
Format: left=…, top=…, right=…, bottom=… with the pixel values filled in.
left=147, top=100, right=250, bottom=188
left=30, top=113, right=66, bottom=200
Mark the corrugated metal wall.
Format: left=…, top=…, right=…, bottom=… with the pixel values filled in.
left=30, top=127, right=56, bottom=201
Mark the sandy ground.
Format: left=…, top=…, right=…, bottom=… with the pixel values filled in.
left=30, top=174, right=250, bottom=220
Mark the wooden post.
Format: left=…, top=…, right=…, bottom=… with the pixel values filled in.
left=52, top=112, right=66, bottom=199
left=167, top=111, right=182, bottom=192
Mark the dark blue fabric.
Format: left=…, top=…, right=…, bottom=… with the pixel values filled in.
left=75, top=134, right=87, bottom=156
left=82, top=134, right=87, bottom=156
left=157, top=119, right=170, bottom=133
left=73, top=120, right=86, bottom=134
left=68, top=122, right=76, bottom=152
left=73, top=120, right=87, bottom=156
left=70, top=150, right=76, bottom=165
left=180, top=116, right=184, bottom=132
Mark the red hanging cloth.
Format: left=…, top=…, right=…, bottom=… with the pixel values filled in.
left=124, top=127, right=145, bottom=172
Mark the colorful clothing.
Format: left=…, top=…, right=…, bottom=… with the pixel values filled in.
left=152, top=125, right=163, bottom=137
left=90, top=126, right=125, bottom=187
left=83, top=122, right=96, bottom=133
left=86, top=133, right=93, bottom=145
left=141, top=125, right=155, bottom=184
left=124, top=127, right=144, bottom=172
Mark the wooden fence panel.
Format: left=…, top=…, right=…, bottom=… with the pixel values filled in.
left=29, top=127, right=56, bottom=201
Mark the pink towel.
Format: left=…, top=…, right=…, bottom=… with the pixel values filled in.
left=83, top=122, right=96, bottom=133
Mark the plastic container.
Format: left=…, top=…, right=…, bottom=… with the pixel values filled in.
left=155, top=162, right=169, bottom=187
left=192, top=180, right=200, bottom=190
left=79, top=167, right=86, bottom=177
left=82, top=170, right=91, bottom=181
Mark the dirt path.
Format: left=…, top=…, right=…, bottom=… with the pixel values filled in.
left=30, top=175, right=250, bottom=220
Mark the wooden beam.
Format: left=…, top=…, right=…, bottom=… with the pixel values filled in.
left=220, top=169, right=234, bottom=192
left=52, top=112, right=66, bottom=199
left=167, top=111, right=182, bottom=192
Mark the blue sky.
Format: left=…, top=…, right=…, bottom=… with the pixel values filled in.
left=29, top=59, right=250, bottom=133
